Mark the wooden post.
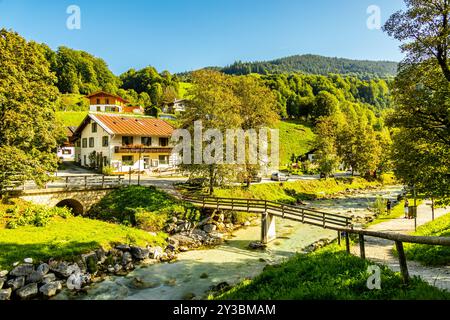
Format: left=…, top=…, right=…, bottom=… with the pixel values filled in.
left=359, top=234, right=365, bottom=259
left=395, top=241, right=409, bottom=285
left=65, top=177, right=69, bottom=188
left=345, top=232, right=350, bottom=254
left=129, top=167, right=132, bottom=185
left=102, top=175, right=105, bottom=188
left=432, top=197, right=435, bottom=221
left=337, top=231, right=341, bottom=245
left=84, top=176, right=87, bottom=189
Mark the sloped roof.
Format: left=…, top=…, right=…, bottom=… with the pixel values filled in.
left=86, top=91, right=129, bottom=104
left=92, top=114, right=174, bottom=136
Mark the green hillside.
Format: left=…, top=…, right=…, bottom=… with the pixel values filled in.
left=56, top=111, right=87, bottom=127
left=278, top=121, right=315, bottom=166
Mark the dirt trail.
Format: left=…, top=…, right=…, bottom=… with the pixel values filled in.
left=350, top=200, right=450, bottom=291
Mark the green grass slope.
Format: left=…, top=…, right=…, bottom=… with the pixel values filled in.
left=215, top=244, right=450, bottom=300
left=277, top=121, right=315, bottom=166
left=404, top=213, right=450, bottom=266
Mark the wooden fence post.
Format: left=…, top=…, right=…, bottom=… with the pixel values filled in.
left=395, top=241, right=409, bottom=284
left=345, top=232, right=350, bottom=254
left=337, top=231, right=341, bottom=245
left=359, top=234, right=365, bottom=259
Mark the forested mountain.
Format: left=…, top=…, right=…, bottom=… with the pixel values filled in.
left=39, top=45, right=180, bottom=110
left=220, top=54, right=398, bottom=79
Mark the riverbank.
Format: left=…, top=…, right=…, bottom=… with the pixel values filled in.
left=213, top=244, right=450, bottom=300
left=53, top=185, right=404, bottom=300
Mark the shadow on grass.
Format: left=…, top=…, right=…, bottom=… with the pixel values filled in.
left=0, top=240, right=101, bottom=269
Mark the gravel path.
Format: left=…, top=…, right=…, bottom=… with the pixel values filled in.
left=351, top=200, right=450, bottom=291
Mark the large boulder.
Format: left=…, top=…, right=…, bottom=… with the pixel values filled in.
left=95, top=248, right=107, bottom=264
left=16, top=283, right=38, bottom=300
left=115, top=244, right=130, bottom=252
left=0, top=288, right=12, bottom=300
left=27, top=271, right=44, bottom=284
left=51, top=262, right=81, bottom=278
left=10, top=264, right=34, bottom=277
left=121, top=252, right=133, bottom=266
left=148, top=247, right=163, bottom=260
left=0, top=270, right=8, bottom=278
left=7, top=276, right=25, bottom=290
left=36, top=263, right=50, bottom=276
left=82, top=253, right=98, bottom=273
left=42, top=273, right=56, bottom=284
left=130, top=246, right=149, bottom=260
left=39, top=281, right=62, bottom=297
left=203, top=224, right=217, bottom=234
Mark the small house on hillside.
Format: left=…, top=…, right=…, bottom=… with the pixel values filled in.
left=86, top=91, right=144, bottom=115
left=162, top=99, right=187, bottom=114
left=72, top=113, right=179, bottom=173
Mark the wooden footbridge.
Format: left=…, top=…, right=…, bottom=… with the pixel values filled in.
left=184, top=195, right=450, bottom=285
left=183, top=195, right=352, bottom=244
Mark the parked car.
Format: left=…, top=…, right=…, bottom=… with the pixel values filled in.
left=271, top=172, right=289, bottom=181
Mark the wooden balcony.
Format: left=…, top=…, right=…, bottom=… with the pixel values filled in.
left=114, top=146, right=173, bottom=154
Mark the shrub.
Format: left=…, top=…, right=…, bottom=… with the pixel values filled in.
left=102, top=166, right=115, bottom=175
left=6, top=204, right=72, bottom=229
left=135, top=209, right=169, bottom=232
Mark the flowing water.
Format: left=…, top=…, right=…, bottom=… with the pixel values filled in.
left=55, top=185, right=403, bottom=300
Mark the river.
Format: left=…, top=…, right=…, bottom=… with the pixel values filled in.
left=55, top=185, right=403, bottom=300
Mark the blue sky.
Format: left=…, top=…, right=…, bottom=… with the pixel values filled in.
left=0, top=0, right=405, bottom=75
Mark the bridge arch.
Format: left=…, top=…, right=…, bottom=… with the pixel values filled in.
left=55, top=199, right=85, bottom=216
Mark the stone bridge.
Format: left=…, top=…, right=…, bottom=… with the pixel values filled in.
left=17, top=188, right=115, bottom=215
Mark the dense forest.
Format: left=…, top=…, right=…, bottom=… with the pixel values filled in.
left=42, top=44, right=392, bottom=122
left=40, top=45, right=180, bottom=111
left=220, top=54, right=398, bottom=79
left=259, top=73, right=391, bottom=119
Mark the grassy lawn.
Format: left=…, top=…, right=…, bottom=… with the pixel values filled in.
left=0, top=216, right=166, bottom=270
left=56, top=111, right=88, bottom=127
left=277, top=120, right=316, bottom=166
left=403, top=213, right=450, bottom=266
left=214, top=177, right=382, bottom=204
left=214, top=244, right=450, bottom=300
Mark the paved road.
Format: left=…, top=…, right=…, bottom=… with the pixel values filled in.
left=350, top=200, right=450, bottom=291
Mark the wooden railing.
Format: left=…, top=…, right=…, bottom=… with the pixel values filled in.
left=183, top=195, right=352, bottom=229
left=4, top=175, right=125, bottom=192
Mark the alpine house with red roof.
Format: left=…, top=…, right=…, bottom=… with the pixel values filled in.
left=72, top=113, right=178, bottom=173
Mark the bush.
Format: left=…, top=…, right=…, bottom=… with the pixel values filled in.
left=102, top=166, right=115, bottom=175
left=6, top=205, right=72, bottom=229
left=135, top=209, right=169, bottom=232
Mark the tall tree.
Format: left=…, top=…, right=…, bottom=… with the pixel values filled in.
left=385, top=0, right=450, bottom=202
left=384, top=0, right=450, bottom=82
left=0, top=29, right=65, bottom=192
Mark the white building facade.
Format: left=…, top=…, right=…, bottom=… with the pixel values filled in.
left=73, top=114, right=179, bottom=173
